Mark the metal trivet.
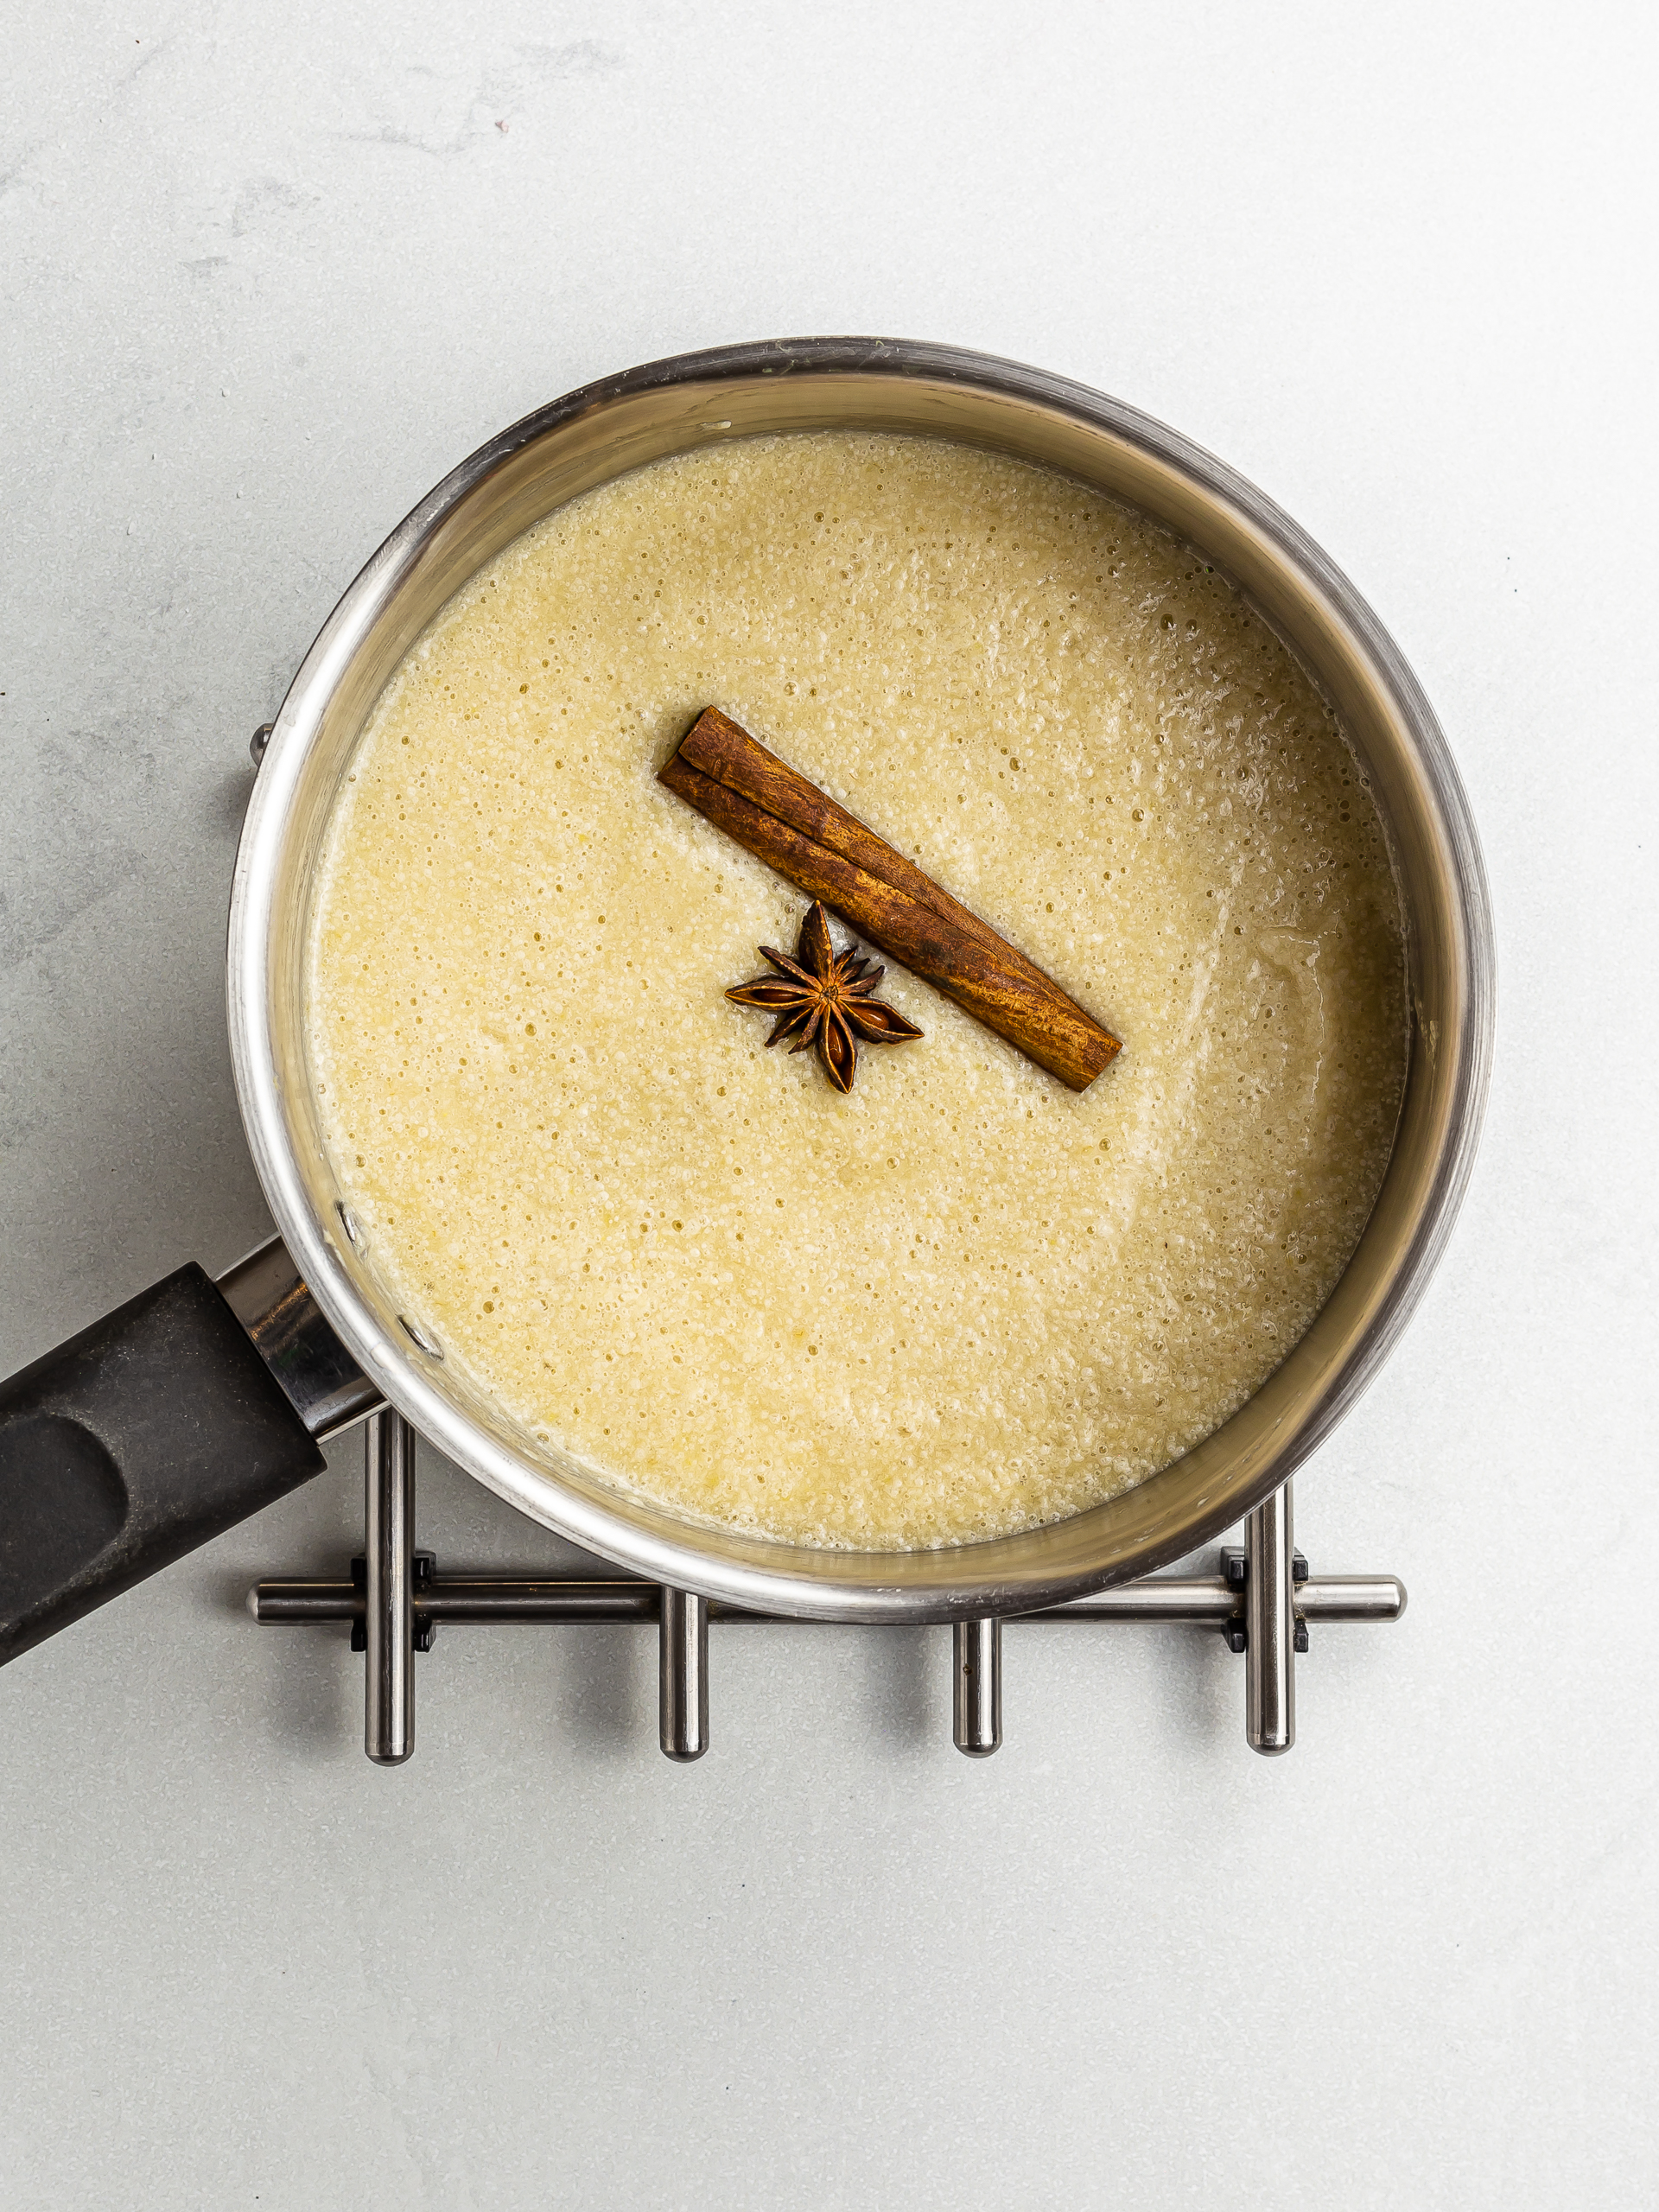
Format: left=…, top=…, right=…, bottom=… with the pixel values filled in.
left=249, top=1411, right=1405, bottom=1765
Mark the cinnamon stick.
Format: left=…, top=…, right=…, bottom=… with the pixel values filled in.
left=659, top=708, right=1121, bottom=1091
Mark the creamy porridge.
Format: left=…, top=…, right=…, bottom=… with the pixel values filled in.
left=305, top=432, right=1407, bottom=1548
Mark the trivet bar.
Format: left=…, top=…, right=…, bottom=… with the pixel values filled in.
left=954, top=1618, right=1001, bottom=1758
left=660, top=1588, right=709, bottom=1763
left=363, top=1410, right=415, bottom=1766
left=1246, top=1482, right=1296, bottom=1756
left=251, top=1571, right=1402, bottom=1630
left=1047, top=1574, right=1395, bottom=1625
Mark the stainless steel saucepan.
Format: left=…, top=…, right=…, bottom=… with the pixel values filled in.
left=0, top=338, right=1495, bottom=1666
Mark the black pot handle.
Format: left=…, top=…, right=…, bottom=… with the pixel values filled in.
left=0, top=1245, right=378, bottom=1667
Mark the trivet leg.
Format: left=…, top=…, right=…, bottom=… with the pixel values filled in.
left=953, top=1617, right=1002, bottom=1758
left=1245, top=1480, right=1295, bottom=1757
left=365, top=1409, right=416, bottom=1767
left=659, top=1588, right=709, bottom=1763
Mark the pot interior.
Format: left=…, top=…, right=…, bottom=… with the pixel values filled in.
left=233, top=341, right=1491, bottom=1620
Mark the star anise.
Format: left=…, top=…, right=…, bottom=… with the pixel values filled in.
left=727, top=900, right=923, bottom=1092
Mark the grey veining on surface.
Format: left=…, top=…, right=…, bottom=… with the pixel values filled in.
left=1, top=3, right=1656, bottom=2208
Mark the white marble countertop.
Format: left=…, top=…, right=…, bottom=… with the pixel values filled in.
left=3, top=4, right=1655, bottom=2205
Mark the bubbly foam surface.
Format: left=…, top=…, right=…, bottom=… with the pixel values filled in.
left=306, top=433, right=1406, bottom=1548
